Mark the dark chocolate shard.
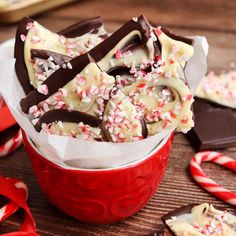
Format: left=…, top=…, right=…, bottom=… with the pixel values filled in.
left=14, top=17, right=35, bottom=95
left=20, top=53, right=92, bottom=113
left=31, top=49, right=72, bottom=67
left=186, top=98, right=236, bottom=151
left=14, top=16, right=106, bottom=95
left=34, top=109, right=100, bottom=132
left=58, top=16, right=105, bottom=38
left=90, top=15, right=161, bottom=64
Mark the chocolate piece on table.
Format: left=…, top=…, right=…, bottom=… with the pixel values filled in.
left=14, top=16, right=106, bottom=95
left=162, top=203, right=236, bottom=236
left=186, top=98, right=236, bottom=151
left=34, top=109, right=100, bottom=132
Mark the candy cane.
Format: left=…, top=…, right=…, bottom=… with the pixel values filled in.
left=190, top=151, right=236, bottom=206
left=0, top=177, right=28, bottom=222
left=0, top=129, right=23, bottom=157
left=0, top=176, right=39, bottom=236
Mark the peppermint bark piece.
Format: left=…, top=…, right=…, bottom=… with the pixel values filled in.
left=162, top=203, right=236, bottom=236
left=15, top=16, right=107, bottom=94
left=196, top=70, right=236, bottom=109
left=102, top=90, right=147, bottom=142
left=122, top=64, right=194, bottom=135
left=21, top=53, right=115, bottom=120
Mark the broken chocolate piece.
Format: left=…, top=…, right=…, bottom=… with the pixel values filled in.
left=16, top=15, right=195, bottom=142
left=20, top=53, right=92, bottom=113
left=14, top=16, right=107, bottom=94
left=162, top=203, right=236, bottom=236
left=122, top=64, right=194, bottom=134
left=186, top=98, right=236, bottom=151
left=14, top=17, right=35, bottom=94
left=102, top=90, right=147, bottom=142
left=34, top=109, right=100, bottom=132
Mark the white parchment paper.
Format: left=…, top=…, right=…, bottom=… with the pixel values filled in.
left=0, top=37, right=208, bottom=169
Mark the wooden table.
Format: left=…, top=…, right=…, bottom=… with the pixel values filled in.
left=0, top=0, right=235, bottom=235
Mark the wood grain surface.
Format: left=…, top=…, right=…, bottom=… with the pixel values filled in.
left=0, top=0, right=235, bottom=235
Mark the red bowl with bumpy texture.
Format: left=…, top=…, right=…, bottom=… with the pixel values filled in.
left=22, top=132, right=174, bottom=224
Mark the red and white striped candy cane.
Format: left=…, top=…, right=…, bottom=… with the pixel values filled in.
left=0, top=129, right=23, bottom=157
left=190, top=151, right=236, bottom=206
left=0, top=176, right=39, bottom=236
left=0, top=177, right=28, bottom=222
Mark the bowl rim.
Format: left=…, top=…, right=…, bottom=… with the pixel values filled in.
left=23, top=131, right=174, bottom=173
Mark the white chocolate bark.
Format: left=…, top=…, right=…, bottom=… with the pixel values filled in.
left=196, top=70, right=236, bottom=108
left=165, top=203, right=236, bottom=236
left=22, top=16, right=196, bottom=142
left=29, top=63, right=115, bottom=119
left=122, top=63, right=194, bottom=134
left=24, top=21, right=106, bottom=88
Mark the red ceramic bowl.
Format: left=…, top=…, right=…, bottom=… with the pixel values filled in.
left=23, top=132, right=174, bottom=224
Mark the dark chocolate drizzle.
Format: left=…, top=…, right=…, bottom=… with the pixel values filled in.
left=31, top=49, right=72, bottom=67
left=14, top=16, right=106, bottom=95
left=35, top=109, right=100, bottom=132
left=20, top=53, right=93, bottom=113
